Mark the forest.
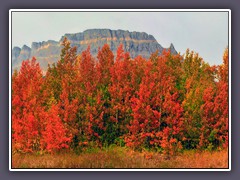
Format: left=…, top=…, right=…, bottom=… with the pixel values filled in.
left=11, top=38, right=229, bottom=168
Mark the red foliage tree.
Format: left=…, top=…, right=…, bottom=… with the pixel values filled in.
left=12, top=57, right=45, bottom=152
left=96, top=44, right=114, bottom=86
left=77, top=46, right=105, bottom=146
left=109, top=44, right=133, bottom=135
left=125, top=60, right=160, bottom=149
left=43, top=37, right=80, bottom=148
left=125, top=51, right=184, bottom=156
left=200, top=48, right=229, bottom=149
left=12, top=57, right=72, bottom=153
left=41, top=104, right=71, bottom=153
left=154, top=51, right=184, bottom=156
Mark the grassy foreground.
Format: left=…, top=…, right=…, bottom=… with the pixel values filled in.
left=12, top=147, right=228, bottom=169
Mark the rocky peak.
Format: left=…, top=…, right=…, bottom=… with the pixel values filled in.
left=61, top=29, right=156, bottom=43
left=59, top=29, right=168, bottom=58
left=12, top=47, right=21, bottom=58
left=21, top=45, right=31, bottom=52
left=168, top=43, right=178, bottom=54
left=32, top=40, right=59, bottom=50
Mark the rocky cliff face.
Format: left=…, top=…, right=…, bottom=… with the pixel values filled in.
left=12, top=29, right=178, bottom=72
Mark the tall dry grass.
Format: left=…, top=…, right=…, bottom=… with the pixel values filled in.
left=12, top=147, right=228, bottom=169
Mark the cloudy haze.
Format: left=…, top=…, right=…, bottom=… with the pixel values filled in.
left=11, top=10, right=229, bottom=65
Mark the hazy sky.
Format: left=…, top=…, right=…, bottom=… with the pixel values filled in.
left=12, top=11, right=229, bottom=65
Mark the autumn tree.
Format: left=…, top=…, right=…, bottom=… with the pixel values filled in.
left=108, top=44, right=133, bottom=144
left=149, top=51, right=184, bottom=157
left=155, top=51, right=184, bottom=157
left=94, top=44, right=117, bottom=145
left=200, top=48, right=229, bottom=149
left=12, top=57, right=45, bottom=152
left=181, top=49, right=216, bottom=149
left=76, top=46, right=105, bottom=146
left=126, top=51, right=184, bottom=157
left=12, top=57, right=72, bottom=153
left=43, top=37, right=79, bottom=147
left=125, top=60, right=157, bottom=149
left=41, top=104, right=71, bottom=153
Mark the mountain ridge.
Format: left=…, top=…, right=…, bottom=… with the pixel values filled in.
left=12, top=29, right=178, bottom=72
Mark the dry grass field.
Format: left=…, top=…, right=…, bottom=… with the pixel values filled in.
left=12, top=147, right=228, bottom=169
